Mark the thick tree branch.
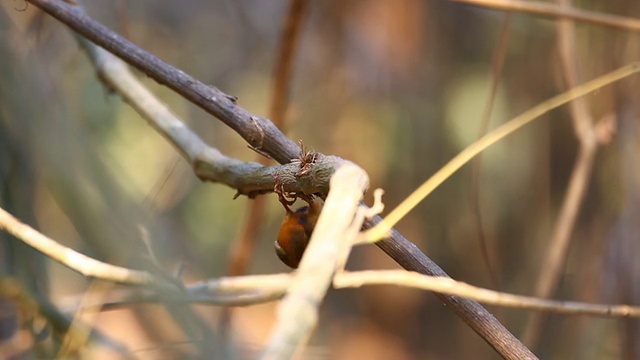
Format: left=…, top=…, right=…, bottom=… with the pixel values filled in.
left=30, top=0, right=300, bottom=165
left=79, top=40, right=340, bottom=198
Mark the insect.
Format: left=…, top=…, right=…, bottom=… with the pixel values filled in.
left=273, top=141, right=323, bottom=268
left=275, top=199, right=321, bottom=268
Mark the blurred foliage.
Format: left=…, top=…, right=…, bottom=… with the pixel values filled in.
left=1, top=0, right=640, bottom=359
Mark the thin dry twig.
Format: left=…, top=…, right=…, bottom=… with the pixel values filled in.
left=365, top=62, right=640, bottom=242
left=57, top=280, right=113, bottom=358
left=0, top=278, right=133, bottom=358
left=450, top=0, right=640, bottom=33
left=0, top=207, right=152, bottom=285
left=333, top=271, right=640, bottom=318
left=69, top=274, right=292, bottom=311
left=50, top=268, right=640, bottom=319
left=470, top=13, right=512, bottom=292
left=522, top=0, right=599, bottom=347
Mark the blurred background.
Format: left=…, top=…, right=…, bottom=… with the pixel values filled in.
left=1, top=0, right=640, bottom=359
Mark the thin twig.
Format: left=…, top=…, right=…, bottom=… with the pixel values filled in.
left=1, top=278, right=134, bottom=358
left=450, top=0, right=640, bottom=33
left=0, top=207, right=152, bottom=285
left=470, top=13, right=512, bottom=292
left=60, top=270, right=640, bottom=319
left=522, top=0, right=599, bottom=347
left=58, top=280, right=114, bottom=358
left=66, top=274, right=293, bottom=311
left=333, top=271, right=640, bottom=318
left=365, top=62, right=640, bottom=242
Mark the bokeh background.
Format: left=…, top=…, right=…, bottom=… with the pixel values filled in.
left=1, top=0, right=640, bottom=359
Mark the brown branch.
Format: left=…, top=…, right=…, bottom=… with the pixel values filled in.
left=366, top=219, right=538, bottom=359
left=450, top=0, right=640, bottom=33
left=25, top=1, right=535, bottom=358
left=29, top=0, right=300, bottom=165
left=79, top=38, right=336, bottom=199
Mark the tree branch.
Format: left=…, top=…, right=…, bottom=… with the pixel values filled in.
left=29, top=0, right=300, bottom=165
left=0, top=207, right=152, bottom=285
left=77, top=39, right=340, bottom=198
left=76, top=271, right=640, bottom=318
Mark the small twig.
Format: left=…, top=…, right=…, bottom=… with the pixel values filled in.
left=64, top=274, right=292, bottom=311
left=58, top=280, right=114, bottom=358
left=522, top=0, right=599, bottom=347
left=333, top=271, right=640, bottom=318
left=450, top=0, right=640, bottom=33
left=470, top=13, right=512, bottom=292
left=366, top=189, right=385, bottom=219
left=63, top=270, right=640, bottom=319
left=1, top=278, right=133, bottom=358
left=0, top=207, right=152, bottom=286
left=364, top=62, right=640, bottom=243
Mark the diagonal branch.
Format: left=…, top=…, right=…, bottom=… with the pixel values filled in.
left=29, top=0, right=300, bottom=165
left=79, top=38, right=342, bottom=199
